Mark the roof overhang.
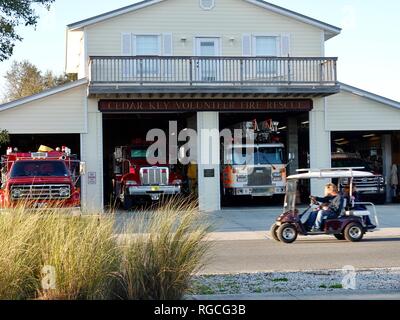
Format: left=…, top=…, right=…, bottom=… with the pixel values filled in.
left=339, top=82, right=400, bottom=110
left=67, top=0, right=341, bottom=40
left=0, top=78, right=88, bottom=112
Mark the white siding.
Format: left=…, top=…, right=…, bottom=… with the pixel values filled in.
left=309, top=98, right=332, bottom=193
left=65, top=30, right=84, bottom=75
left=0, top=85, right=86, bottom=134
left=85, top=0, right=323, bottom=58
left=80, top=98, right=103, bottom=211
left=326, top=91, right=400, bottom=131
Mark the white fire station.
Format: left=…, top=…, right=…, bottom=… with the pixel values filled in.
left=0, top=0, right=400, bottom=212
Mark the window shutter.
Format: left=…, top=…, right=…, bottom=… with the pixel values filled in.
left=280, top=34, right=291, bottom=57
left=121, top=33, right=132, bottom=78
left=122, top=33, right=132, bottom=55
left=162, top=33, right=173, bottom=56
left=162, top=34, right=173, bottom=78
left=242, top=34, right=251, bottom=56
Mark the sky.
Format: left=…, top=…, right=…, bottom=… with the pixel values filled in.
left=1, top=0, right=399, bottom=101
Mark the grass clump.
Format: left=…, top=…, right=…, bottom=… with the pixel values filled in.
left=0, top=198, right=211, bottom=300
left=35, top=214, right=120, bottom=300
left=116, top=198, right=212, bottom=300
left=0, top=208, right=42, bottom=299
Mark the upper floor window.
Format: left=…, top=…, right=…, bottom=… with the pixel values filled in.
left=136, top=35, right=161, bottom=56
left=253, top=36, right=279, bottom=75
left=253, top=36, right=279, bottom=57
left=200, top=0, right=215, bottom=10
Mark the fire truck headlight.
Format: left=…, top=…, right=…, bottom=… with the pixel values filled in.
left=172, top=179, right=182, bottom=185
left=272, top=172, right=282, bottom=181
left=236, top=175, right=247, bottom=183
left=11, top=189, right=21, bottom=199
left=59, top=188, right=70, bottom=197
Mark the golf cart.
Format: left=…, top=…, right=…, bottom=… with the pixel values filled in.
left=270, top=168, right=380, bottom=244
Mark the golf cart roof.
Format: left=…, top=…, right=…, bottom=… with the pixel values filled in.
left=287, top=167, right=374, bottom=180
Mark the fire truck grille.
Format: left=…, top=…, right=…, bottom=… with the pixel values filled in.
left=11, top=184, right=71, bottom=200
left=140, top=167, right=169, bottom=186
left=248, top=167, right=272, bottom=186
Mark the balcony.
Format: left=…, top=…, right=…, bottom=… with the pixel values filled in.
left=88, top=56, right=339, bottom=97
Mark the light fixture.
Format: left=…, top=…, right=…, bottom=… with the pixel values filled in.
left=180, top=36, right=187, bottom=42
left=362, top=134, right=375, bottom=138
left=334, top=138, right=346, bottom=142
left=336, top=141, right=350, bottom=145
left=278, top=126, right=287, bottom=130
left=301, top=121, right=309, bottom=125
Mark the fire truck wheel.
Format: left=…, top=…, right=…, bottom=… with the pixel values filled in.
left=123, top=196, right=134, bottom=211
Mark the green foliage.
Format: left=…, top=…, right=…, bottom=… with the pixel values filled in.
left=3, top=60, right=75, bottom=102
left=0, top=0, right=55, bottom=61
left=0, top=130, right=10, bottom=145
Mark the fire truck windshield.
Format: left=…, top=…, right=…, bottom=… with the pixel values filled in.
left=10, top=161, right=69, bottom=178
left=232, top=147, right=284, bottom=165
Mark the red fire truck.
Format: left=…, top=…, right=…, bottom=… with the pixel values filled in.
left=112, top=140, right=183, bottom=209
left=0, top=146, right=84, bottom=209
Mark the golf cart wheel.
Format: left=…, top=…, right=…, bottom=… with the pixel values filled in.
left=334, top=234, right=346, bottom=241
left=344, top=222, right=364, bottom=242
left=270, top=224, right=280, bottom=242
left=277, top=224, right=298, bottom=244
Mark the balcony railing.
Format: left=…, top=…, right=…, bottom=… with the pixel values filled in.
left=89, top=56, right=337, bottom=86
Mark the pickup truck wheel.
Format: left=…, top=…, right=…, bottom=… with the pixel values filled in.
left=277, top=224, right=298, bottom=244
left=123, top=195, right=134, bottom=211
left=270, top=223, right=280, bottom=242
left=344, top=222, right=364, bottom=242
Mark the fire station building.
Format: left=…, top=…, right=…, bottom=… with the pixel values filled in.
left=1, top=0, right=400, bottom=212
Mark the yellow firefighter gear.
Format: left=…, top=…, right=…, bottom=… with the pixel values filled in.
left=187, top=161, right=198, bottom=195
left=38, top=145, right=54, bottom=152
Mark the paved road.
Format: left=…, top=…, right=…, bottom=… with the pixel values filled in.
left=115, top=204, right=400, bottom=274
left=202, top=235, right=400, bottom=274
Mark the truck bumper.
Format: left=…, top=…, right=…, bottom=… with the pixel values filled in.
left=128, top=185, right=181, bottom=198
left=226, top=186, right=285, bottom=197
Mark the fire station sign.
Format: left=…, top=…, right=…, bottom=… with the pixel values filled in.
left=98, top=99, right=313, bottom=112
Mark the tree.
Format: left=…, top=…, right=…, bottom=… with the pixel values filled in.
left=3, top=60, right=75, bottom=102
left=0, top=0, right=55, bottom=62
left=0, top=130, right=10, bottom=146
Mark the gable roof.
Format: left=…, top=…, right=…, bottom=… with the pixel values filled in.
left=67, top=0, right=341, bottom=40
left=339, top=82, right=400, bottom=110
left=0, top=78, right=87, bottom=112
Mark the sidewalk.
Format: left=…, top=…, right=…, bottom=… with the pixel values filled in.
left=189, top=290, right=400, bottom=300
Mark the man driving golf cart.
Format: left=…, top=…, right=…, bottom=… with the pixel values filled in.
left=306, top=183, right=344, bottom=232
left=270, top=168, right=379, bottom=244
